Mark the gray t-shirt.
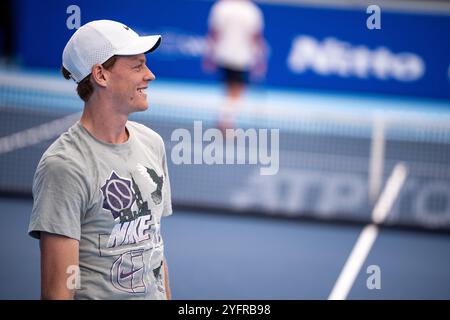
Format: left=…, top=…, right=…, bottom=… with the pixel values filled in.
left=28, top=120, right=172, bottom=300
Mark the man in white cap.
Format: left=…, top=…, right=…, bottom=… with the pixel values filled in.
left=28, top=20, right=173, bottom=300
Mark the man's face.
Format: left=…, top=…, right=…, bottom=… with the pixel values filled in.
left=106, top=54, right=155, bottom=114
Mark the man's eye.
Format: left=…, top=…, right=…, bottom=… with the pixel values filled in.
left=135, top=65, right=143, bottom=70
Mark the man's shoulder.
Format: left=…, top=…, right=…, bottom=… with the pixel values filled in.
left=128, top=121, right=164, bottom=145
left=37, top=124, right=85, bottom=172
left=38, top=149, right=82, bottom=175
left=43, top=124, right=76, bottom=151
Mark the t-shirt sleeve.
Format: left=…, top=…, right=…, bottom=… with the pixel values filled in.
left=28, top=155, right=87, bottom=240
left=161, top=140, right=173, bottom=218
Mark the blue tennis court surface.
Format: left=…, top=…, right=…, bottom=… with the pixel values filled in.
left=1, top=196, right=450, bottom=300
left=1, top=68, right=450, bottom=299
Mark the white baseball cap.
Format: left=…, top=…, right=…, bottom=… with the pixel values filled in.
left=62, top=20, right=161, bottom=83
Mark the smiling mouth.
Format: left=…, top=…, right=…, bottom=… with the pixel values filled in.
left=137, top=87, right=148, bottom=95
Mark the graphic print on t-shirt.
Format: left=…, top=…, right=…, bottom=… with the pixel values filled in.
left=99, top=164, right=165, bottom=294
left=111, top=249, right=146, bottom=294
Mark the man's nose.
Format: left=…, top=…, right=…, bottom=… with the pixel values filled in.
left=144, top=65, right=155, bottom=81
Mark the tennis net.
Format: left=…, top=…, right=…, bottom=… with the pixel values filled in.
left=1, top=69, right=450, bottom=231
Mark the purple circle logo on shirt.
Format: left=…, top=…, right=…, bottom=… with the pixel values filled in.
left=101, top=171, right=135, bottom=220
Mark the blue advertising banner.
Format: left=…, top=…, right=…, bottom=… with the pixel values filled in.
left=14, top=0, right=450, bottom=100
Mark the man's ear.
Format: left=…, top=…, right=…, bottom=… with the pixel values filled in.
left=91, top=64, right=108, bottom=87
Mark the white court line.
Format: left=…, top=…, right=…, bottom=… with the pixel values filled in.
left=0, top=112, right=81, bottom=154
left=328, top=163, right=408, bottom=300
left=372, top=163, right=408, bottom=224
left=328, top=224, right=379, bottom=301
left=368, top=115, right=385, bottom=204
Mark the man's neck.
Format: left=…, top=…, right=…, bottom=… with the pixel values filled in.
left=80, top=97, right=129, bottom=144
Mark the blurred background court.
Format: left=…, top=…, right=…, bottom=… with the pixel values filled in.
left=1, top=0, right=450, bottom=299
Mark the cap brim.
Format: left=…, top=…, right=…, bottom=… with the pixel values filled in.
left=115, top=35, right=161, bottom=55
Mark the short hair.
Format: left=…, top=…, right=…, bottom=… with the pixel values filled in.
left=61, top=56, right=117, bottom=102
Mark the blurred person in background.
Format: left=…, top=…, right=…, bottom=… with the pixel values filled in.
left=204, top=0, right=267, bottom=132
left=28, top=20, right=173, bottom=300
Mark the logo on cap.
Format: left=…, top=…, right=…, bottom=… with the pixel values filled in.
left=123, top=25, right=129, bottom=30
